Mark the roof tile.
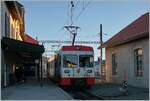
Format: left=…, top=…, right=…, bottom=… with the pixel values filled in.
left=100, top=12, right=149, bottom=48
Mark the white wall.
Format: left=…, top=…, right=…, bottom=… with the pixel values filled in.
left=1, top=1, right=10, bottom=87
left=105, top=37, right=149, bottom=88
left=1, top=2, right=10, bottom=38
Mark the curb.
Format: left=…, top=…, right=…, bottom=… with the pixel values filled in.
left=56, top=87, right=74, bottom=100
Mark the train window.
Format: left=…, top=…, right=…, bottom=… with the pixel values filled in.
left=63, top=54, right=78, bottom=68
left=58, top=55, right=61, bottom=67
left=79, top=55, right=94, bottom=68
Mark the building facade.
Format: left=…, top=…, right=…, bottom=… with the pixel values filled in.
left=1, top=1, right=25, bottom=87
left=1, top=1, right=44, bottom=87
left=101, top=13, right=149, bottom=88
left=1, top=1, right=24, bottom=40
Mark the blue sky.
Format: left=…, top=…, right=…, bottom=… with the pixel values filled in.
left=20, top=0, right=149, bottom=60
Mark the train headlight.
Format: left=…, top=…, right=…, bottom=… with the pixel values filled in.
left=87, top=70, right=92, bottom=73
left=64, top=70, right=70, bottom=73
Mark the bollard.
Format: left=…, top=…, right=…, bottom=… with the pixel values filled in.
left=122, top=81, right=128, bottom=95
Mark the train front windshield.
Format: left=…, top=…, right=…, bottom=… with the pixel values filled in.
left=63, top=54, right=78, bottom=68
left=63, top=54, right=94, bottom=68
left=79, top=55, right=94, bottom=68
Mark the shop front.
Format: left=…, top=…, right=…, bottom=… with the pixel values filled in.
left=1, top=37, right=44, bottom=87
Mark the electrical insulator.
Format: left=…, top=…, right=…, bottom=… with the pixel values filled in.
left=71, top=1, right=74, bottom=7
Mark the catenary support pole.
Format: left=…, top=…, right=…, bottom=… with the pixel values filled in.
left=100, top=24, right=103, bottom=80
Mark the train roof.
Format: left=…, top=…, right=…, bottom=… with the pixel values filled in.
left=60, top=45, right=93, bottom=51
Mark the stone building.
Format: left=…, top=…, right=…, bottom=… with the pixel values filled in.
left=100, top=12, right=149, bottom=88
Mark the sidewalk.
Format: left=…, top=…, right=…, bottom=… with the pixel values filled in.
left=90, top=83, right=149, bottom=100
left=1, top=79, right=73, bottom=100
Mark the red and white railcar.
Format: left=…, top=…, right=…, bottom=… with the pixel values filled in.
left=47, top=45, right=95, bottom=87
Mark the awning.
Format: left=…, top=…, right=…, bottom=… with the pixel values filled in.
left=1, top=37, right=45, bottom=59
left=22, top=34, right=39, bottom=45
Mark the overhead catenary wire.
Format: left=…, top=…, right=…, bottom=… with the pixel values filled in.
left=43, top=1, right=93, bottom=57
left=56, top=0, right=80, bottom=33
left=75, top=0, right=91, bottom=21
left=70, top=1, right=74, bottom=26
left=49, top=1, right=80, bottom=45
left=64, top=1, right=81, bottom=45
left=74, top=0, right=80, bottom=10
left=44, top=1, right=90, bottom=41
left=45, top=1, right=91, bottom=48
left=54, top=1, right=72, bottom=41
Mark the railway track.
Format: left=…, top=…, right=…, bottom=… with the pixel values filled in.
left=49, top=79, right=104, bottom=100
left=62, top=87, right=104, bottom=100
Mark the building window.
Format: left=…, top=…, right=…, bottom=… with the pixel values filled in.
left=112, top=53, right=117, bottom=75
left=11, top=24, right=14, bottom=38
left=16, top=32, right=18, bottom=40
left=134, top=48, right=144, bottom=77
left=5, top=13, right=10, bottom=37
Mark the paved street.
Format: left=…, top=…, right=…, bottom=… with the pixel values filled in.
left=1, top=79, right=73, bottom=100
left=89, top=83, right=149, bottom=100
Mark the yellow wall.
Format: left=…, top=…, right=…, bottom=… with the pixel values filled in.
left=9, top=13, right=23, bottom=41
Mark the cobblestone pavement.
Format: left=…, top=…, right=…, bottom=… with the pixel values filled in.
left=1, top=79, right=73, bottom=100
left=89, top=83, right=149, bottom=100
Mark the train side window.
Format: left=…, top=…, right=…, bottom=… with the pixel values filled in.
left=59, top=55, right=61, bottom=67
